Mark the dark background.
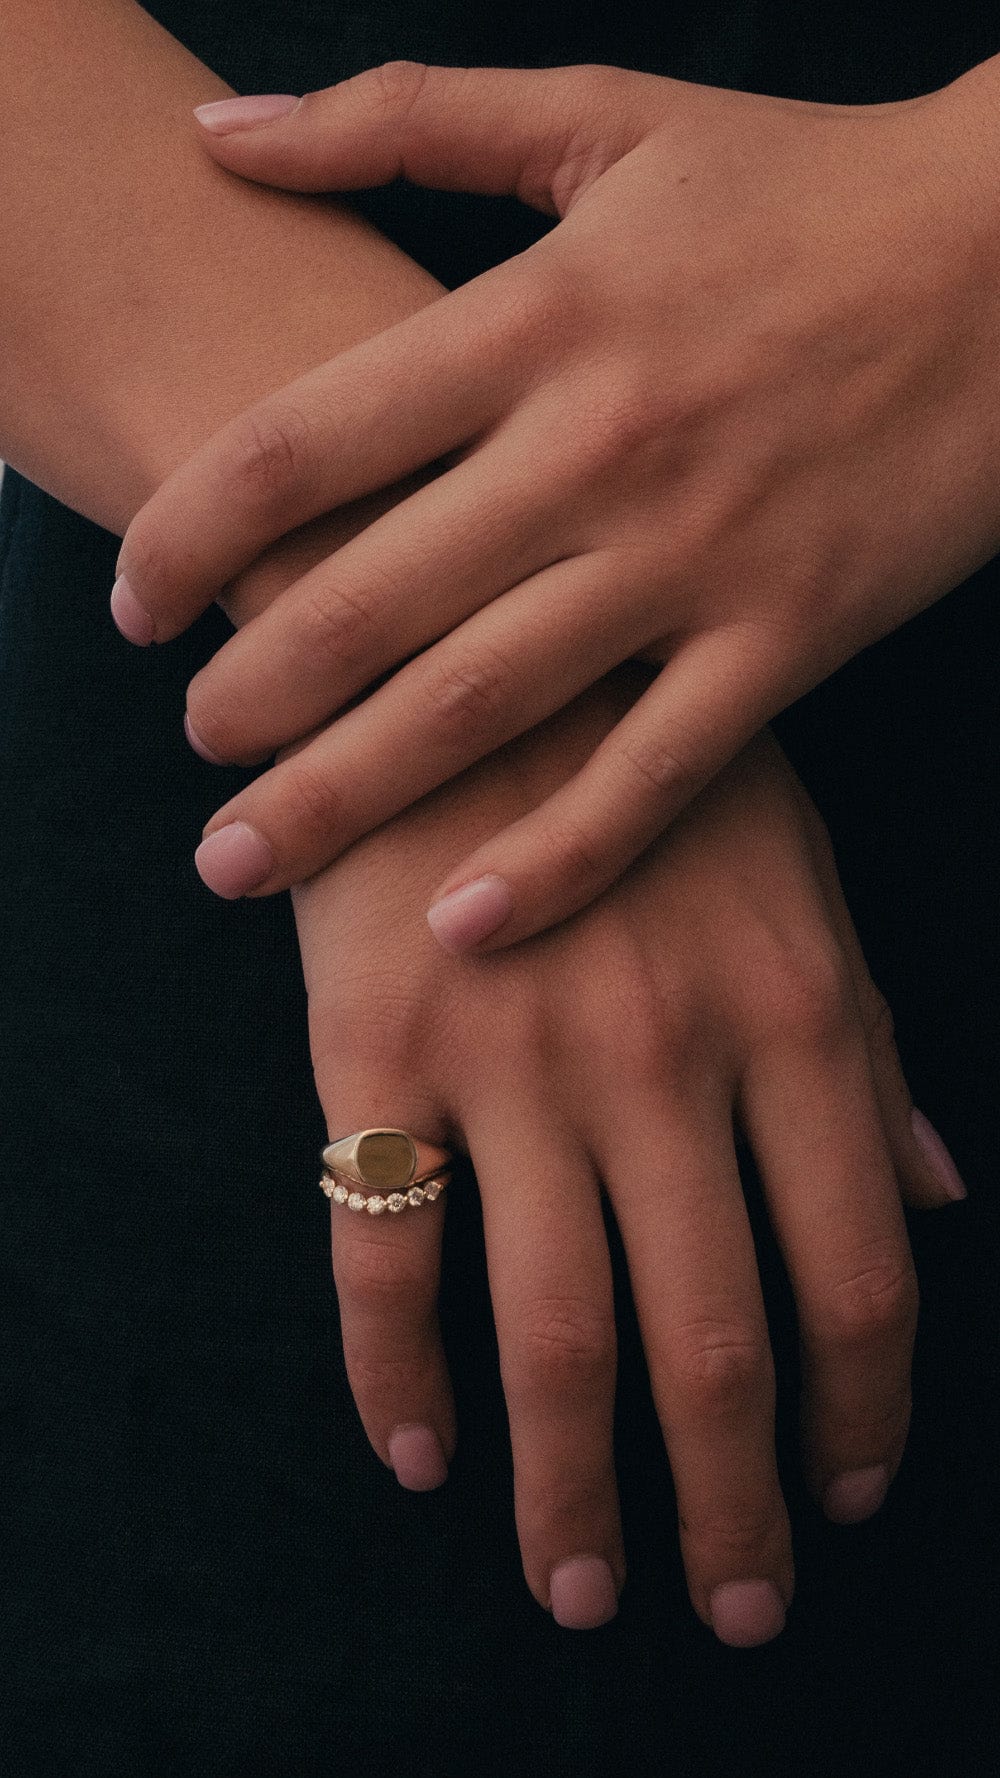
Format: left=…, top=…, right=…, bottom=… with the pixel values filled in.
left=1, top=4, right=997, bottom=1773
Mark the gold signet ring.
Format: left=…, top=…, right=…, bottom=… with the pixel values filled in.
left=321, top=1128, right=452, bottom=1190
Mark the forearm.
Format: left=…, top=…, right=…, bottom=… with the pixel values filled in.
left=0, top=0, right=443, bottom=533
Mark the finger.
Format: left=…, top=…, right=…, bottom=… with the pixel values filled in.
left=738, top=980, right=921, bottom=1526
left=590, top=1079, right=793, bottom=1648
left=114, top=266, right=525, bottom=644
left=463, top=1093, right=625, bottom=1630
left=312, top=1044, right=457, bottom=1491
left=424, top=627, right=778, bottom=954
left=183, top=420, right=566, bottom=766
left=795, top=792, right=968, bottom=1210
left=192, top=551, right=649, bottom=900
left=193, top=62, right=668, bottom=217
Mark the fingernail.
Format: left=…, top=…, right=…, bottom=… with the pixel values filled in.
left=387, top=1423, right=448, bottom=1491
left=823, top=1464, right=889, bottom=1524
left=709, top=1580, right=786, bottom=1647
left=193, top=95, right=300, bottom=133
left=194, top=821, right=273, bottom=897
left=426, top=875, right=514, bottom=953
left=110, top=576, right=154, bottom=646
left=911, top=1109, right=967, bottom=1200
left=549, top=1555, right=619, bottom=1630
left=184, top=711, right=226, bottom=766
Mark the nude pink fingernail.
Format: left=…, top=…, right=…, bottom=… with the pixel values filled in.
left=911, top=1109, right=968, bottom=1200
left=426, top=875, right=514, bottom=953
left=549, top=1555, right=619, bottom=1629
left=387, top=1423, right=448, bottom=1491
left=194, top=822, right=274, bottom=897
left=823, top=1464, right=889, bottom=1523
left=110, top=576, right=154, bottom=646
left=193, top=95, right=300, bottom=133
left=709, top=1580, right=786, bottom=1647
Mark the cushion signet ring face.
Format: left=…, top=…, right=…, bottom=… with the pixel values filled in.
left=322, top=1129, right=419, bottom=1190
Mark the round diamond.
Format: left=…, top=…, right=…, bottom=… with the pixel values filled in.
left=365, top=1195, right=387, bottom=1215
left=331, top=1182, right=349, bottom=1204
left=407, top=1185, right=426, bottom=1207
left=320, top=1177, right=334, bottom=1197
left=347, top=1191, right=366, bottom=1212
left=423, top=1178, right=443, bottom=1201
left=387, top=1193, right=407, bottom=1213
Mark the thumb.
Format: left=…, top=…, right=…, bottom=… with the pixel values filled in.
left=193, top=61, right=666, bottom=216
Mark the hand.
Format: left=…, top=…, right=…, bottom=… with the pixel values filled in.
left=116, top=58, right=1000, bottom=948
left=286, top=670, right=965, bottom=1645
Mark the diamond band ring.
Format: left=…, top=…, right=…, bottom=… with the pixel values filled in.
left=320, top=1127, right=453, bottom=1215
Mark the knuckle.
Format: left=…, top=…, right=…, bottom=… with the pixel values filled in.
left=309, top=973, right=440, bottom=1096
left=423, top=648, right=512, bottom=752
left=346, top=1345, right=429, bottom=1405
left=864, top=984, right=897, bottom=1056
left=510, top=251, right=589, bottom=348
left=822, top=1249, right=920, bottom=1350
left=754, top=940, right=856, bottom=1050
left=535, top=814, right=609, bottom=898
left=362, top=59, right=430, bottom=122
left=569, top=953, right=701, bottom=1088
left=680, top=1508, right=781, bottom=1568
left=523, top=1465, right=616, bottom=1554
left=472, top=249, right=587, bottom=368
left=516, top=1297, right=616, bottom=1392
left=299, top=576, right=381, bottom=680
left=823, top=1387, right=912, bottom=1456
left=665, top=1321, right=773, bottom=1417
left=584, top=379, right=665, bottom=466
left=229, top=403, right=317, bottom=520
left=282, top=751, right=345, bottom=850
left=336, top=1235, right=431, bottom=1317
left=615, top=1013, right=670, bottom=1088
left=799, top=795, right=839, bottom=869
left=604, top=989, right=698, bottom=1093
left=546, top=64, right=644, bottom=195
left=613, top=723, right=699, bottom=808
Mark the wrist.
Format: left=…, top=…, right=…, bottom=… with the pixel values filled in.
left=126, top=243, right=444, bottom=539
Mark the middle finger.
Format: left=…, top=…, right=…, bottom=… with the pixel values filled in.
left=464, top=1092, right=626, bottom=1631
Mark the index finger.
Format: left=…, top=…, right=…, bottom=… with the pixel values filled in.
left=112, top=263, right=525, bottom=643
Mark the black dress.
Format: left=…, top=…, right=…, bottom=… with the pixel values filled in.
left=2, top=5, right=997, bottom=1774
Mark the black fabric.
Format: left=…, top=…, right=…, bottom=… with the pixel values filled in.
left=1, top=5, right=998, bottom=1773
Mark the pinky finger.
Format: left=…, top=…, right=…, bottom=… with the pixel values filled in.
left=425, top=628, right=777, bottom=954
left=794, top=783, right=968, bottom=1211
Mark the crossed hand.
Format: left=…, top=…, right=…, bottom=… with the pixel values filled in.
left=112, top=60, right=1000, bottom=947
